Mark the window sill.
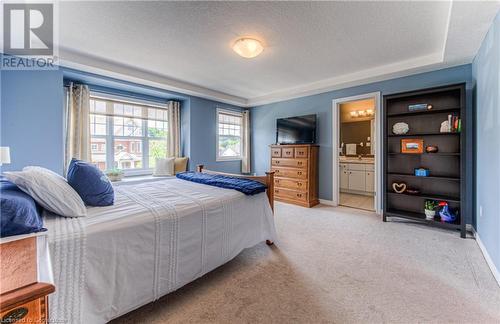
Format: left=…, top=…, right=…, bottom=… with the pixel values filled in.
left=216, top=157, right=242, bottom=162
left=112, top=175, right=175, bottom=186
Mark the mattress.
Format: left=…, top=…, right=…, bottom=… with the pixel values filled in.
left=44, top=178, right=277, bottom=324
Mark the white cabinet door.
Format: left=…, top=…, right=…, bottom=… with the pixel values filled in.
left=365, top=171, right=374, bottom=192
left=340, top=168, right=349, bottom=190
left=348, top=170, right=365, bottom=191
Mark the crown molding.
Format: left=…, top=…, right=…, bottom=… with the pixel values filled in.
left=59, top=48, right=248, bottom=107
left=247, top=53, right=451, bottom=107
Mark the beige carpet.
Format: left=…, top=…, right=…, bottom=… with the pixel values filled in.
left=112, top=203, right=500, bottom=323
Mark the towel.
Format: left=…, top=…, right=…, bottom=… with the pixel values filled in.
left=346, top=144, right=357, bottom=155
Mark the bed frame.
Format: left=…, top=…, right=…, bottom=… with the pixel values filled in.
left=196, top=165, right=275, bottom=245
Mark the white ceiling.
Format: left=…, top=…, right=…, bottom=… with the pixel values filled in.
left=58, top=1, right=500, bottom=106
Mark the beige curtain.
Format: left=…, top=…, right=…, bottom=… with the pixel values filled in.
left=64, top=83, right=91, bottom=173
left=241, top=110, right=251, bottom=174
left=167, top=101, right=181, bottom=157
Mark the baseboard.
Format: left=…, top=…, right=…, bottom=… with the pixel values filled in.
left=319, top=199, right=335, bottom=206
left=472, top=228, right=500, bottom=287
left=340, top=189, right=374, bottom=197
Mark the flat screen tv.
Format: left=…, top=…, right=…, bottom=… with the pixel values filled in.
left=276, top=114, right=317, bottom=144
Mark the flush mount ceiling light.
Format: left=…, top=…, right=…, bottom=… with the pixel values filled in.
left=232, top=38, right=264, bottom=58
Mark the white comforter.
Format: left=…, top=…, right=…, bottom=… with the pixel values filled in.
left=45, top=178, right=277, bottom=324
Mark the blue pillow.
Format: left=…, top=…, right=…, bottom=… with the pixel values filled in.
left=0, top=178, right=45, bottom=238
left=67, top=158, right=114, bottom=206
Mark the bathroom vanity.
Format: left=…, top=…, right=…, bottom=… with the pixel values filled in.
left=339, top=158, right=375, bottom=195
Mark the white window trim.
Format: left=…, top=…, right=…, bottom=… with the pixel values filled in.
left=89, top=95, right=168, bottom=176
left=216, top=108, right=243, bottom=162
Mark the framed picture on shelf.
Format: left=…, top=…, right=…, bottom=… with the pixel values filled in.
left=401, top=139, right=423, bottom=154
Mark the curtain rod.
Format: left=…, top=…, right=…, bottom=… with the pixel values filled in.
left=63, top=83, right=181, bottom=106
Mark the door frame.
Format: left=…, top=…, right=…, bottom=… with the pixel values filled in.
left=332, top=92, right=382, bottom=214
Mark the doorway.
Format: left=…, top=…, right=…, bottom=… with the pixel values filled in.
left=332, top=93, right=382, bottom=213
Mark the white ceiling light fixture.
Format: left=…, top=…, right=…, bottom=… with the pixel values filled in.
left=232, top=38, right=264, bottom=58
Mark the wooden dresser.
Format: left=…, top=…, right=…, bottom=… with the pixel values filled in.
left=270, top=144, right=319, bottom=207
left=0, top=235, right=55, bottom=324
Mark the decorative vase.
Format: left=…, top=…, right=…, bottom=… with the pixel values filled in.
left=424, top=209, right=436, bottom=220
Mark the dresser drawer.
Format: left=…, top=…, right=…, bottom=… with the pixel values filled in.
left=271, top=167, right=308, bottom=179
left=281, top=147, right=294, bottom=158
left=274, top=188, right=307, bottom=202
left=294, top=147, right=308, bottom=158
left=271, top=147, right=281, bottom=158
left=0, top=297, right=46, bottom=324
left=275, top=178, right=307, bottom=191
left=271, top=158, right=307, bottom=168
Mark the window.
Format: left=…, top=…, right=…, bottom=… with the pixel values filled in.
left=216, top=109, right=243, bottom=161
left=89, top=96, right=169, bottom=175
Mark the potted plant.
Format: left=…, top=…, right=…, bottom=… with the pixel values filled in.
left=105, top=168, right=124, bottom=182
left=424, top=200, right=438, bottom=220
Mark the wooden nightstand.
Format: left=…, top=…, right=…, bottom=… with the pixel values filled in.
left=0, top=234, right=55, bottom=323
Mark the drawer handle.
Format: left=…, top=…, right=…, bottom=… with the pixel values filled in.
left=297, top=183, right=302, bottom=186
left=296, top=193, right=302, bottom=197
left=276, top=161, right=280, bottom=164
left=2, top=307, right=28, bottom=323
left=297, top=172, right=302, bottom=175
left=298, top=162, right=303, bottom=165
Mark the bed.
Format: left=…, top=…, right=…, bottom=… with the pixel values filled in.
left=45, top=166, right=277, bottom=324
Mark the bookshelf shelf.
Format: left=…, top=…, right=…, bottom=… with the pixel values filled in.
left=387, top=107, right=461, bottom=117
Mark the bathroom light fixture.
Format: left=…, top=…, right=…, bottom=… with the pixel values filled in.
left=349, top=109, right=374, bottom=118
left=232, top=38, right=264, bottom=58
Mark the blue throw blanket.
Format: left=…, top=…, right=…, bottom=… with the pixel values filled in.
left=176, top=171, right=267, bottom=195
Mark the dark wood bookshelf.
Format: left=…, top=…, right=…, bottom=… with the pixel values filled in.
left=383, top=83, right=470, bottom=238
left=388, top=132, right=460, bottom=137
left=387, top=191, right=460, bottom=203
left=387, top=173, right=460, bottom=181
left=387, top=107, right=460, bottom=117
left=385, top=209, right=461, bottom=230
left=388, top=152, right=460, bottom=156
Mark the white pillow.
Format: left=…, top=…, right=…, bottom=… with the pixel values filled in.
left=4, top=166, right=87, bottom=217
left=153, top=157, right=175, bottom=176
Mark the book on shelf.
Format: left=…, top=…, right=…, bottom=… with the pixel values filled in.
left=447, top=114, right=461, bottom=133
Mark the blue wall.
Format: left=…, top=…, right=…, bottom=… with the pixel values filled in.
left=0, top=67, right=244, bottom=174
left=252, top=64, right=473, bottom=200
left=188, top=96, right=243, bottom=173
left=1, top=70, right=65, bottom=174
left=472, top=13, right=500, bottom=275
